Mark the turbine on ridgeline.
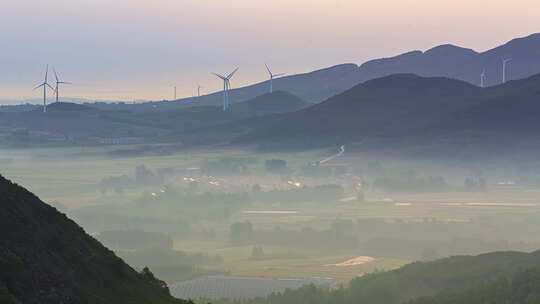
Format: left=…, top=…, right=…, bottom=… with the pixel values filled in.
left=502, top=58, right=512, bottom=84
left=212, top=67, right=238, bottom=111
left=52, top=68, right=72, bottom=103
left=480, top=69, right=486, bottom=88
left=33, top=64, right=55, bottom=113
left=265, top=64, right=285, bottom=93
left=197, top=83, right=203, bottom=98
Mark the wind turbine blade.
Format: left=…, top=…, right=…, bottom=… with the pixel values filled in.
left=33, top=83, right=44, bottom=90
left=59, top=81, right=72, bottom=84
left=46, top=83, right=55, bottom=91
left=274, top=73, right=286, bottom=77
left=265, top=64, right=272, bottom=76
left=226, top=67, right=239, bottom=79
left=212, top=72, right=226, bottom=80
left=44, top=64, right=49, bottom=82
left=53, top=67, right=59, bottom=82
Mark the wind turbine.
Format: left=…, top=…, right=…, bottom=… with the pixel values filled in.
left=480, top=69, right=486, bottom=88
left=212, top=67, right=238, bottom=111
left=197, top=84, right=203, bottom=98
left=33, top=64, right=55, bottom=113
left=52, top=68, right=71, bottom=103
left=502, top=58, right=512, bottom=84
left=265, top=64, right=285, bottom=93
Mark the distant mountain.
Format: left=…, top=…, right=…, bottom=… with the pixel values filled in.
left=0, top=174, right=188, bottom=303
left=233, top=74, right=484, bottom=147
left=179, top=72, right=540, bottom=158
left=232, top=91, right=308, bottom=114
left=358, top=44, right=478, bottom=80
left=6, top=34, right=539, bottom=113
left=161, top=33, right=540, bottom=108
left=434, top=74, right=540, bottom=135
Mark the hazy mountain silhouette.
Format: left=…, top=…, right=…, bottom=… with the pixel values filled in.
left=168, top=33, right=540, bottom=107
left=196, top=72, right=540, bottom=158
left=234, top=74, right=483, bottom=147
left=0, top=174, right=189, bottom=303
left=103, top=91, right=308, bottom=132
left=0, top=92, right=307, bottom=143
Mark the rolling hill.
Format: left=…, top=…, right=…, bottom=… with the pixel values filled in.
left=84, top=32, right=540, bottom=112
left=0, top=174, right=189, bottom=303
left=0, top=102, right=167, bottom=142
left=5, top=33, right=539, bottom=114
left=210, top=250, right=540, bottom=304
left=104, top=91, right=308, bottom=131
left=0, top=92, right=307, bottom=146
left=179, top=72, right=540, bottom=159
left=234, top=74, right=484, bottom=147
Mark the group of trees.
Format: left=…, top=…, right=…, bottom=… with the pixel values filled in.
left=265, top=159, right=288, bottom=173
left=98, top=164, right=174, bottom=193
left=229, top=220, right=357, bottom=250
left=373, top=175, right=448, bottom=192
left=464, top=176, right=487, bottom=191
left=209, top=251, right=540, bottom=304
left=201, top=157, right=256, bottom=174
left=251, top=184, right=344, bottom=203
left=226, top=218, right=540, bottom=259
left=407, top=268, right=540, bottom=304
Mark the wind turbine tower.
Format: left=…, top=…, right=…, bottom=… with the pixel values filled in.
left=212, top=68, right=238, bottom=111
left=53, top=68, right=71, bottom=103
left=502, top=58, right=512, bottom=84
left=480, top=70, right=486, bottom=88
left=265, top=64, right=285, bottom=93
left=33, top=64, right=55, bottom=113
left=197, top=84, right=203, bottom=98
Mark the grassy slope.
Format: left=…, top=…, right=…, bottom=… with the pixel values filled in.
left=0, top=174, right=189, bottom=304
left=214, top=251, right=540, bottom=304
left=406, top=267, right=540, bottom=304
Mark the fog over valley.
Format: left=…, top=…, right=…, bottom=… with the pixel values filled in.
left=2, top=2, right=540, bottom=303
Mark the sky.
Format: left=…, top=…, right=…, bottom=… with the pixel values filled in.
left=1, top=0, right=539, bottom=103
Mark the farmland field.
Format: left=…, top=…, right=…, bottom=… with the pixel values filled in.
left=2, top=144, right=540, bottom=292
left=173, top=240, right=407, bottom=284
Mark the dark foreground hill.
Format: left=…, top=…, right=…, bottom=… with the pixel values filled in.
left=210, top=251, right=540, bottom=304
left=0, top=174, right=189, bottom=304
left=407, top=268, right=540, bottom=304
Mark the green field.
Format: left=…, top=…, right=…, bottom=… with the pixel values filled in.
left=173, top=240, right=408, bottom=284
left=2, top=144, right=540, bottom=286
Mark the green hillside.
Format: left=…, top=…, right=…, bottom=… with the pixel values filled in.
left=0, top=174, right=190, bottom=304
left=209, top=251, right=540, bottom=304
left=407, top=268, right=540, bottom=304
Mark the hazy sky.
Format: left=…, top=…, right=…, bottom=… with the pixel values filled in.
left=1, top=0, right=539, bottom=102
